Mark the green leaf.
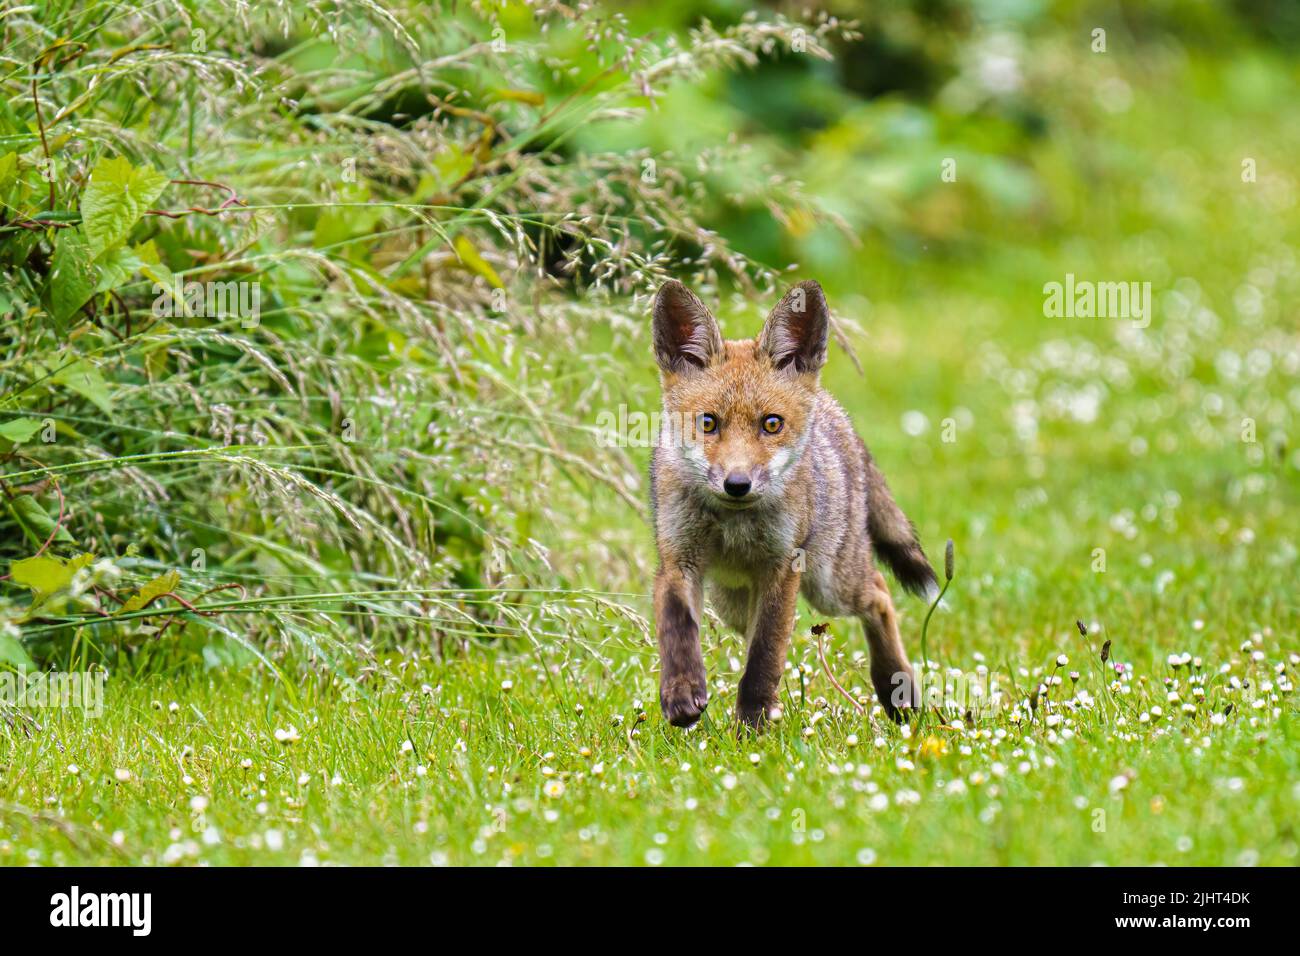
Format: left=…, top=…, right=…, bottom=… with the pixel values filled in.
left=313, top=182, right=385, bottom=249
left=0, top=417, right=42, bottom=443
left=0, top=151, right=17, bottom=202
left=433, top=145, right=474, bottom=190
left=93, top=245, right=145, bottom=294
left=143, top=341, right=170, bottom=379
left=9, top=494, right=75, bottom=545
left=47, top=228, right=98, bottom=323
left=119, top=569, right=181, bottom=614
left=452, top=235, right=504, bottom=289
left=9, top=553, right=95, bottom=602
left=80, top=155, right=168, bottom=258
left=52, top=359, right=114, bottom=414
left=134, top=239, right=174, bottom=289
left=0, top=631, right=35, bottom=671
left=492, top=88, right=545, bottom=107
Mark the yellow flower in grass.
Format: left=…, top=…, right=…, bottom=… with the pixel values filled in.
left=917, top=735, right=949, bottom=760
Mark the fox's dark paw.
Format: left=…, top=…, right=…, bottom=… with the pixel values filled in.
left=735, top=696, right=781, bottom=731
left=660, top=673, right=709, bottom=727
left=878, top=698, right=914, bottom=723
left=872, top=665, right=920, bottom=723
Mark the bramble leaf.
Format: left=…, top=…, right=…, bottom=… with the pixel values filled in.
left=81, top=155, right=168, bottom=258
left=0, top=151, right=17, bottom=200
left=9, top=494, right=74, bottom=545
left=9, top=552, right=95, bottom=602
left=119, top=569, right=181, bottom=614
left=134, top=239, right=174, bottom=288
left=93, top=245, right=146, bottom=294
left=47, top=228, right=98, bottom=323
left=0, top=417, right=42, bottom=443
left=52, top=360, right=114, bottom=414
left=0, top=631, right=34, bottom=671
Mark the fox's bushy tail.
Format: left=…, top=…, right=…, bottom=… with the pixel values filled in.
left=864, top=451, right=937, bottom=599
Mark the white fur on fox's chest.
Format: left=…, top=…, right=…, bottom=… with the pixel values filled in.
left=700, top=505, right=798, bottom=583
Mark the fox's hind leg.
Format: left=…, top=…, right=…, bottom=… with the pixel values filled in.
left=858, top=569, right=920, bottom=721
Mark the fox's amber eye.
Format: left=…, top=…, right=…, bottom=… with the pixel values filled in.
left=762, top=415, right=784, bottom=434
left=697, top=413, right=718, bottom=434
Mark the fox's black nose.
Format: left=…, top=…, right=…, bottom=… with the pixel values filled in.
left=723, top=473, right=752, bottom=498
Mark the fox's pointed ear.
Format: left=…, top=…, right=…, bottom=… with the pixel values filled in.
left=653, top=280, right=723, bottom=374
left=759, top=280, right=829, bottom=375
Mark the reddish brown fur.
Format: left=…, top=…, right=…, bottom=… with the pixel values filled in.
left=649, top=279, right=935, bottom=728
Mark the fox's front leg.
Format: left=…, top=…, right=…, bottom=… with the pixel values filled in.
left=655, top=564, right=709, bottom=727
left=736, top=569, right=801, bottom=728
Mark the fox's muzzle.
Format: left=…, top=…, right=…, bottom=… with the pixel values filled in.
left=723, top=472, right=752, bottom=498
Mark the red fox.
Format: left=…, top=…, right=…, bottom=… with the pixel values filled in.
left=650, top=279, right=936, bottom=729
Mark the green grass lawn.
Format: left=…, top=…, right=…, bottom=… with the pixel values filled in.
left=2, top=619, right=1295, bottom=866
